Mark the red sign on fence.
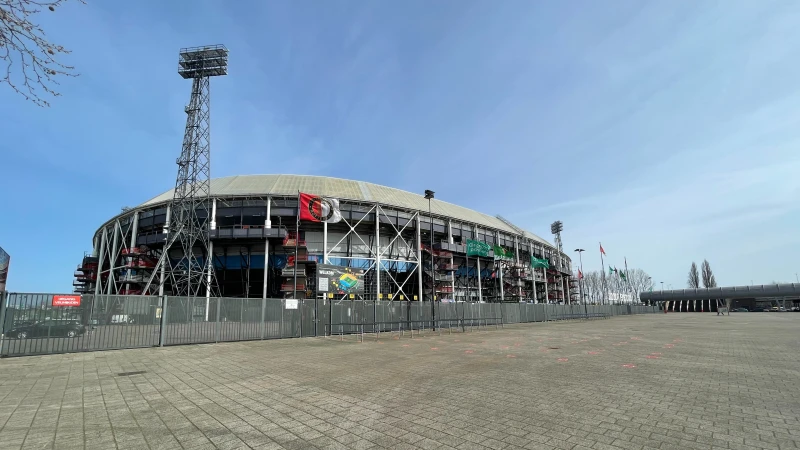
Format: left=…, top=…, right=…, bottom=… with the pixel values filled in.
left=52, top=295, right=81, bottom=307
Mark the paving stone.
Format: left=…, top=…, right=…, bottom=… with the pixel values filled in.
left=0, top=315, right=798, bottom=450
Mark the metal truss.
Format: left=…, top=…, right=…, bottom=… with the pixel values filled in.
left=376, top=205, right=419, bottom=301
left=323, top=204, right=422, bottom=301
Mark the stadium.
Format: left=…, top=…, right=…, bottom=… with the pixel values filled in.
left=74, top=174, right=578, bottom=304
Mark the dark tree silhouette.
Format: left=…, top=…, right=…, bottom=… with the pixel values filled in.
left=688, top=262, right=700, bottom=288
left=1, top=0, right=84, bottom=107
left=701, top=259, right=717, bottom=288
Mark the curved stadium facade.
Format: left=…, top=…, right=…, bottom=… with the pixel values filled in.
left=74, top=175, right=577, bottom=303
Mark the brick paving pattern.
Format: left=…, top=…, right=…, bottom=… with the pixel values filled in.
left=0, top=313, right=798, bottom=450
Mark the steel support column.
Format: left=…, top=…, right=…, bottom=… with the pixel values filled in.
left=206, top=198, right=216, bottom=320
left=323, top=221, right=328, bottom=264
left=497, top=232, right=504, bottom=303
left=158, top=205, right=171, bottom=297
left=105, top=223, right=121, bottom=295
left=263, top=197, right=271, bottom=299
left=129, top=212, right=140, bottom=250
left=94, top=229, right=107, bottom=296
left=475, top=225, right=482, bottom=303
left=416, top=214, right=423, bottom=302
left=447, top=221, right=454, bottom=301
left=541, top=244, right=547, bottom=303
left=530, top=239, right=537, bottom=304
left=375, top=204, right=381, bottom=301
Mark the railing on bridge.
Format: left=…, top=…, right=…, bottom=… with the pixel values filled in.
left=0, top=291, right=659, bottom=357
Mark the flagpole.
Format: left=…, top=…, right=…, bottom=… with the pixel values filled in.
left=293, top=190, right=300, bottom=300
left=599, top=242, right=607, bottom=305
left=624, top=257, right=633, bottom=304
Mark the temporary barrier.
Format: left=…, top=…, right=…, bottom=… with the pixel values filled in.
left=0, top=291, right=660, bottom=357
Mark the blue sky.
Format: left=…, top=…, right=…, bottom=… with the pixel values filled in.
left=1, top=0, right=799, bottom=292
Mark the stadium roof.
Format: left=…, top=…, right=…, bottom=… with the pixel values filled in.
left=141, top=174, right=553, bottom=246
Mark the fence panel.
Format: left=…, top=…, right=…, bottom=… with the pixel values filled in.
left=164, top=297, right=215, bottom=345
left=502, top=304, right=519, bottom=324
left=0, top=289, right=663, bottom=357
left=300, top=299, right=316, bottom=337
left=0, top=293, right=163, bottom=356
left=85, top=295, right=161, bottom=351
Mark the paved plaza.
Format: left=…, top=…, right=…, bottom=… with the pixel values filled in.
left=0, top=313, right=798, bottom=450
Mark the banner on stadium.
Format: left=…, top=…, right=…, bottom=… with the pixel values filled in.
left=0, top=246, right=9, bottom=292
left=530, top=256, right=549, bottom=269
left=465, top=239, right=490, bottom=257
left=493, top=245, right=514, bottom=260
left=299, top=193, right=342, bottom=223
left=316, top=264, right=364, bottom=295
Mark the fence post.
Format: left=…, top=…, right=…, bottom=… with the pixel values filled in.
left=0, top=291, right=8, bottom=356
left=159, top=295, right=168, bottom=347
left=215, top=296, right=222, bottom=343
left=260, top=298, right=266, bottom=340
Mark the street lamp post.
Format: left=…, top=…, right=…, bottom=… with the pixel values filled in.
left=424, top=190, right=435, bottom=328
left=660, top=281, right=664, bottom=292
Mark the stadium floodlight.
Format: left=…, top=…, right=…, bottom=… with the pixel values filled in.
left=178, top=45, right=228, bottom=79
left=550, top=221, right=563, bottom=235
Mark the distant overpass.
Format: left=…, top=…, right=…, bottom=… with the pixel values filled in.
left=639, top=283, right=800, bottom=302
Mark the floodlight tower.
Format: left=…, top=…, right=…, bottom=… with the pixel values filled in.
left=150, top=45, right=228, bottom=298
left=550, top=220, right=564, bottom=254
left=550, top=220, right=564, bottom=302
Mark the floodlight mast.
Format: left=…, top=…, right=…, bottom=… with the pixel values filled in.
left=146, top=45, right=228, bottom=299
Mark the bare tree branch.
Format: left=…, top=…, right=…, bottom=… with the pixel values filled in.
left=688, top=262, right=700, bottom=288
left=701, top=259, right=717, bottom=288
left=579, top=268, right=653, bottom=304
left=0, top=0, right=85, bottom=107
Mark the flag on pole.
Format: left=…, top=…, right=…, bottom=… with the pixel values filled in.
left=599, top=242, right=608, bottom=305
left=578, top=269, right=583, bottom=280
left=299, top=193, right=342, bottom=223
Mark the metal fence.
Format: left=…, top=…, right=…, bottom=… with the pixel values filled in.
left=0, top=291, right=659, bottom=357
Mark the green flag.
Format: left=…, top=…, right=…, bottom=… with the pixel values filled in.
left=466, top=239, right=490, bottom=257
left=493, top=245, right=512, bottom=260
left=530, top=256, right=549, bottom=269
left=620, top=271, right=627, bottom=281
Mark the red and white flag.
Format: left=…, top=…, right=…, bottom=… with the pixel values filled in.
left=600, top=243, right=606, bottom=255
left=299, top=192, right=342, bottom=223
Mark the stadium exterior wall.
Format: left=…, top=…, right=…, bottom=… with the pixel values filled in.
left=76, top=175, right=576, bottom=303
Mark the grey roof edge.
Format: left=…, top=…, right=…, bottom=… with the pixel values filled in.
left=133, top=174, right=556, bottom=248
